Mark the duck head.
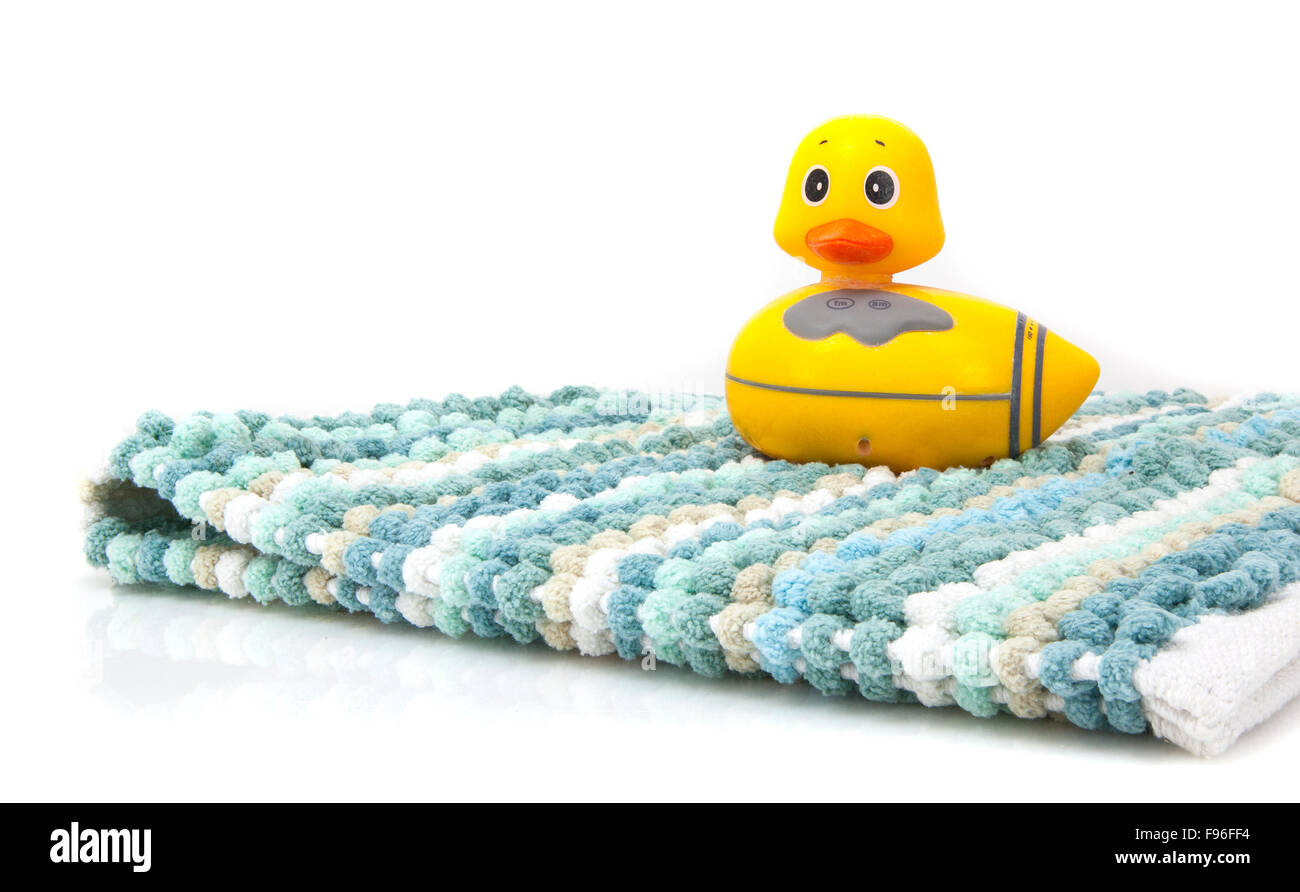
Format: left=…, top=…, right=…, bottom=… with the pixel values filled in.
left=774, top=115, right=944, bottom=282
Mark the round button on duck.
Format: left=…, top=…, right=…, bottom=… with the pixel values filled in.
left=725, top=115, right=1099, bottom=472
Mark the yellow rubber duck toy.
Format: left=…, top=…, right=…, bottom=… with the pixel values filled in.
left=726, top=114, right=1099, bottom=472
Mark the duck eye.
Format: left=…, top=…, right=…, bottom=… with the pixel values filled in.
left=802, top=165, right=829, bottom=206
left=864, top=166, right=898, bottom=209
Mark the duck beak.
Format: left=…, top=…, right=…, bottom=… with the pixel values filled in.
left=805, top=218, right=893, bottom=264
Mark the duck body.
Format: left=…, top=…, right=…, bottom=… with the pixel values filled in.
left=726, top=281, right=1098, bottom=471
left=726, top=115, right=1099, bottom=471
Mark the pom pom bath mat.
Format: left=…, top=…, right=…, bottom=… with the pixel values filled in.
left=82, top=387, right=1300, bottom=756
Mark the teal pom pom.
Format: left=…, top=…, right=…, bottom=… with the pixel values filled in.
left=85, top=517, right=133, bottom=567
left=170, top=414, right=217, bottom=459
left=135, top=409, right=174, bottom=442
left=271, top=560, right=311, bottom=606
left=953, top=682, right=999, bottom=718
left=848, top=617, right=904, bottom=702
left=1096, top=639, right=1146, bottom=703
left=1115, top=605, right=1183, bottom=647
left=105, top=533, right=143, bottom=584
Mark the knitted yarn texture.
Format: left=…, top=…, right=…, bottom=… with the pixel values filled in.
left=81, top=386, right=1300, bottom=756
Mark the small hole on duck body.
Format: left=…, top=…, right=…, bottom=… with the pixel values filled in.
left=856, top=438, right=872, bottom=457
left=979, top=455, right=996, bottom=468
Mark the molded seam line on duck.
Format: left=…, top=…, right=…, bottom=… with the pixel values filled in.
left=1008, top=312, right=1026, bottom=458
left=1032, top=324, right=1048, bottom=448
left=724, top=374, right=1012, bottom=402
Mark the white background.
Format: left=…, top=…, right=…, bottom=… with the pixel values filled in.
left=2, top=1, right=1299, bottom=801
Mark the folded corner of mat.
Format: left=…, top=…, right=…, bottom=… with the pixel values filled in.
left=80, top=386, right=1300, bottom=755
left=1134, top=585, right=1300, bottom=756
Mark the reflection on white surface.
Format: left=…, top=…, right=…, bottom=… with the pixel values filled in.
left=83, top=583, right=808, bottom=721
left=28, top=578, right=1298, bottom=800
left=77, top=583, right=1178, bottom=743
